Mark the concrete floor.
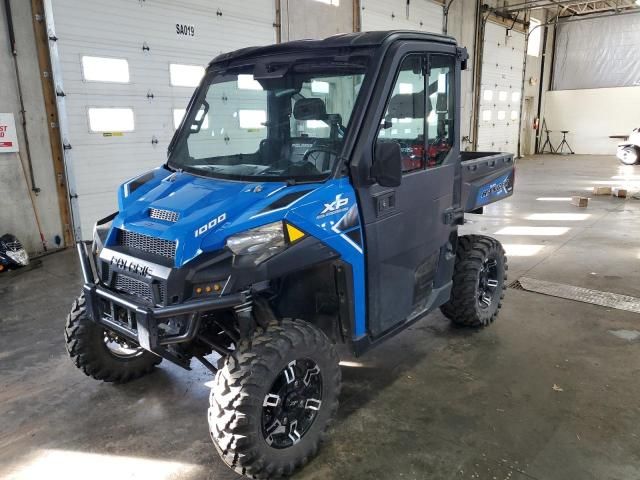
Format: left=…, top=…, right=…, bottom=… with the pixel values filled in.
left=1, top=154, right=640, bottom=480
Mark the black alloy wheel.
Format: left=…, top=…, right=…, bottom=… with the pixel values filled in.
left=262, top=358, right=323, bottom=449
left=209, top=319, right=341, bottom=479
left=65, top=294, right=162, bottom=383
left=478, top=257, right=500, bottom=309
left=440, top=235, right=507, bottom=327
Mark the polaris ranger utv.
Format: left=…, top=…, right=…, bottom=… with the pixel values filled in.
left=66, top=31, right=514, bottom=478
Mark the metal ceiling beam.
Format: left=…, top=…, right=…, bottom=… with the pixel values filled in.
left=496, top=0, right=639, bottom=15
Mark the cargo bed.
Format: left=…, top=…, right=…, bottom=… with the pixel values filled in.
left=460, top=152, right=515, bottom=212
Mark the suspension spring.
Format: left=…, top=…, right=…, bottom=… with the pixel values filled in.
left=234, top=291, right=254, bottom=338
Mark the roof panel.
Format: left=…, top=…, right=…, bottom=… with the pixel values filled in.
left=210, top=30, right=457, bottom=66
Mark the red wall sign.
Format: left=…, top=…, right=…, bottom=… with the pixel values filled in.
left=0, top=113, right=19, bottom=153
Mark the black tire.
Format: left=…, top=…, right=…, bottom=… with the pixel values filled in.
left=440, top=235, right=507, bottom=327
left=619, top=146, right=639, bottom=165
left=64, top=294, right=162, bottom=383
left=208, top=319, right=341, bottom=479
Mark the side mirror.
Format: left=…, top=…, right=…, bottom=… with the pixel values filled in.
left=372, top=142, right=402, bottom=187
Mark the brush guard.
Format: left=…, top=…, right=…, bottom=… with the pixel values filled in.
left=77, top=242, right=247, bottom=369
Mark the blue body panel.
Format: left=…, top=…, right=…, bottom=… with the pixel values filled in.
left=475, top=170, right=514, bottom=207
left=111, top=169, right=367, bottom=337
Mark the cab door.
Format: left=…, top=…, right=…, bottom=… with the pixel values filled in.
left=354, top=51, right=460, bottom=337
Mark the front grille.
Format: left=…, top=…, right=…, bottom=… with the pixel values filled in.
left=114, top=274, right=165, bottom=305
left=4, top=240, right=23, bottom=252
left=118, top=229, right=176, bottom=259
left=149, top=208, right=179, bottom=223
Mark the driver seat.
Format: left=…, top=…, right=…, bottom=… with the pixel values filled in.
left=290, top=98, right=336, bottom=172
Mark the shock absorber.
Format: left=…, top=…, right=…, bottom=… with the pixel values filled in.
left=234, top=291, right=254, bottom=338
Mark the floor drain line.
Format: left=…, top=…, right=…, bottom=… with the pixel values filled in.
left=509, top=277, right=640, bottom=314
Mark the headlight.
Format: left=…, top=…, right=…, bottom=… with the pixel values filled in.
left=226, top=222, right=286, bottom=264
left=6, top=249, right=29, bottom=266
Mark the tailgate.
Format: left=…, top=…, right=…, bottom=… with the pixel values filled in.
left=461, top=152, right=515, bottom=212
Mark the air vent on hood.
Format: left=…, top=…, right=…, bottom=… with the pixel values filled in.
left=260, top=189, right=314, bottom=213
left=149, top=208, right=179, bottom=223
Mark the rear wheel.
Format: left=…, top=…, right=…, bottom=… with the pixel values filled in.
left=208, top=319, right=340, bottom=479
left=440, top=235, right=507, bottom=327
left=64, top=294, right=162, bottom=383
left=619, top=146, right=639, bottom=165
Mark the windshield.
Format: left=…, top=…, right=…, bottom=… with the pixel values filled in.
left=168, top=61, right=368, bottom=182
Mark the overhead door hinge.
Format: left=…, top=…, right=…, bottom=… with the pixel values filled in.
left=457, top=47, right=469, bottom=70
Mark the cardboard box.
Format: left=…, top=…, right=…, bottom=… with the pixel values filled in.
left=612, top=187, right=628, bottom=198
left=571, top=196, right=589, bottom=207
left=592, top=186, right=612, bottom=195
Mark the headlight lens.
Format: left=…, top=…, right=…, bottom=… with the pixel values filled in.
left=6, top=249, right=29, bottom=266
left=226, top=222, right=286, bottom=264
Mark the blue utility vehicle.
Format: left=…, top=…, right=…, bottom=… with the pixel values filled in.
left=67, top=31, right=514, bottom=478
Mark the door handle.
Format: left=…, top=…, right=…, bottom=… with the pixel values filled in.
left=443, top=207, right=464, bottom=225
left=375, top=191, right=396, bottom=217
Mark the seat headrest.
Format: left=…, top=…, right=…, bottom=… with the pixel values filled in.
left=293, top=98, right=327, bottom=120
left=386, top=91, right=431, bottom=119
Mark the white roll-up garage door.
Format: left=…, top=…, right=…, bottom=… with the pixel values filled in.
left=360, top=0, right=443, bottom=34
left=44, top=0, right=276, bottom=239
left=476, top=21, right=525, bottom=154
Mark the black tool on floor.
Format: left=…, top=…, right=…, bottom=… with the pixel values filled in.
left=556, top=130, right=575, bottom=155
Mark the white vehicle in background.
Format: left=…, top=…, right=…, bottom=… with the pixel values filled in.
left=617, top=128, right=640, bottom=165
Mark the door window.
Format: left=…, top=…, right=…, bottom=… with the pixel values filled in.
left=377, top=54, right=455, bottom=172
left=377, top=55, right=425, bottom=173
left=426, top=55, right=454, bottom=167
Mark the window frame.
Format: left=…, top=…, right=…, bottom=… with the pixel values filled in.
left=87, top=107, right=135, bottom=133
left=80, top=55, right=130, bottom=84
left=169, top=63, right=206, bottom=88
left=426, top=54, right=456, bottom=168
left=527, top=18, right=542, bottom=57
left=374, top=52, right=457, bottom=176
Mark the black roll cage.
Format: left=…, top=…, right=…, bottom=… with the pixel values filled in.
left=167, top=31, right=462, bottom=186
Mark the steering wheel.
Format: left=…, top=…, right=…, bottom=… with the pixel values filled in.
left=301, top=147, right=338, bottom=173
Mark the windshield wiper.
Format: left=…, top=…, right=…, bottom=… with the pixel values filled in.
left=285, top=177, right=324, bottom=186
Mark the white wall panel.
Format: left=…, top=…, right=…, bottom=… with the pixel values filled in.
left=544, top=86, right=640, bottom=155
left=361, top=0, right=443, bottom=34
left=477, top=21, right=525, bottom=154
left=46, top=0, right=276, bottom=239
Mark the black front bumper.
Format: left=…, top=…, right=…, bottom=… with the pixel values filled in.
left=77, top=242, right=246, bottom=368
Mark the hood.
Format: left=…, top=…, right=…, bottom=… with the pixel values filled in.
left=110, top=169, right=318, bottom=266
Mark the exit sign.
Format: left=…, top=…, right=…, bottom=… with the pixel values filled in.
left=0, top=113, right=19, bottom=153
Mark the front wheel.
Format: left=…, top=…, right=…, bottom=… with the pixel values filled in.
left=440, top=235, right=507, bottom=327
left=64, top=294, right=162, bottom=383
left=208, top=319, right=340, bottom=479
left=619, top=146, right=639, bottom=165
